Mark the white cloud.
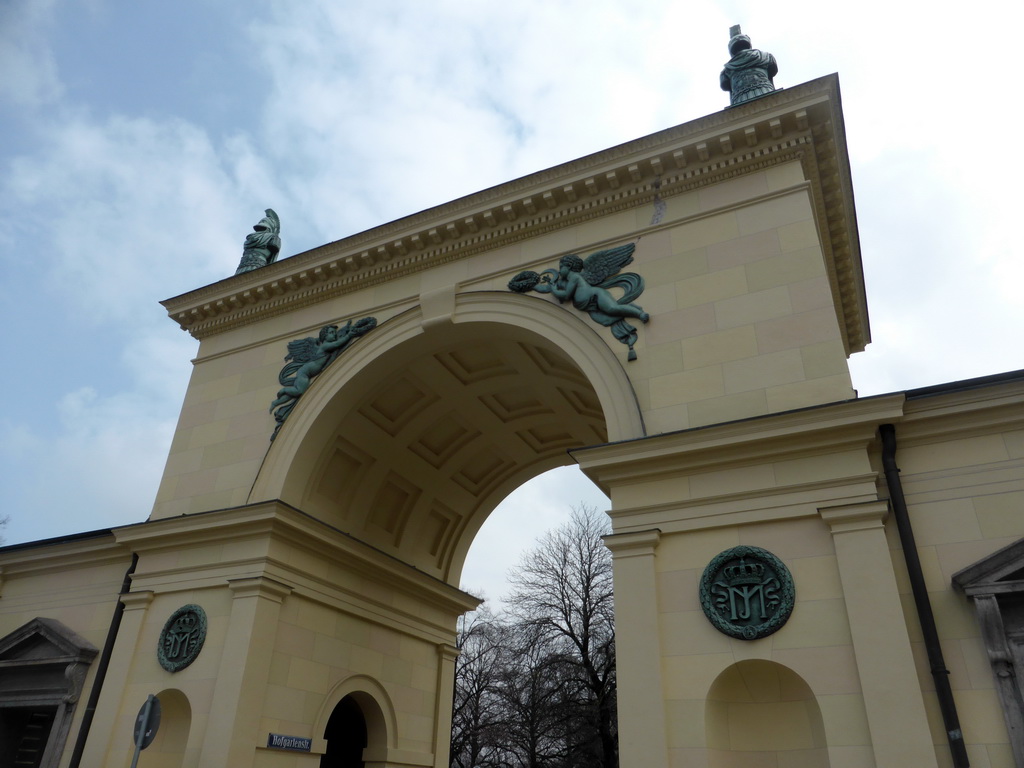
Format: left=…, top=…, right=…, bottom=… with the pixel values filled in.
left=4, top=114, right=256, bottom=318
left=3, top=0, right=1023, bottom=566
left=0, top=381, right=180, bottom=544
left=1, top=109, right=228, bottom=544
left=0, top=0, right=62, bottom=109
left=244, top=0, right=736, bottom=241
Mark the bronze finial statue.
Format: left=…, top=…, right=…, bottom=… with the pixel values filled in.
left=235, top=209, right=281, bottom=275
left=720, top=25, right=777, bottom=106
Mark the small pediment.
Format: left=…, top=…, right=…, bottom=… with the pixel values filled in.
left=953, top=537, right=1024, bottom=596
left=0, top=617, right=98, bottom=665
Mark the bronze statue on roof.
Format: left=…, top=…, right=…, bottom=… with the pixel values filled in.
left=720, top=25, right=777, bottom=106
left=235, top=209, right=281, bottom=275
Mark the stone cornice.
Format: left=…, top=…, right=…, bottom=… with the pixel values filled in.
left=898, top=375, right=1024, bottom=444
left=114, top=501, right=479, bottom=619
left=227, top=575, right=292, bottom=602
left=162, top=75, right=868, bottom=354
left=119, top=591, right=155, bottom=610
left=819, top=500, right=890, bottom=533
left=571, top=393, right=906, bottom=488
left=602, top=529, right=661, bottom=556
left=954, top=537, right=1024, bottom=592
left=0, top=532, right=128, bottom=579
left=606, top=472, right=881, bottom=533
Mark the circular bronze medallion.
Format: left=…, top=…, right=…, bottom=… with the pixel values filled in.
left=157, top=604, right=207, bottom=672
left=699, top=546, right=794, bottom=640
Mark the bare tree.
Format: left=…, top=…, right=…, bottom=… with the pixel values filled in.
left=451, top=506, right=617, bottom=768
left=493, top=621, right=572, bottom=768
left=504, top=506, right=617, bottom=768
left=451, top=608, right=505, bottom=768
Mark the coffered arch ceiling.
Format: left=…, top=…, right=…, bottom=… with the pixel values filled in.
left=275, top=313, right=622, bottom=585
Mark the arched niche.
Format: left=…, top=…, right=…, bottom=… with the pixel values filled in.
left=252, top=292, right=643, bottom=584
left=314, top=675, right=395, bottom=767
left=143, top=688, right=192, bottom=768
left=705, top=660, right=829, bottom=768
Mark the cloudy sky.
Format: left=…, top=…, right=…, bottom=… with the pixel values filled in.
left=2, top=0, right=1022, bottom=603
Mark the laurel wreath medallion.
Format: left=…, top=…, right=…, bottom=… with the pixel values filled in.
left=698, top=545, right=795, bottom=640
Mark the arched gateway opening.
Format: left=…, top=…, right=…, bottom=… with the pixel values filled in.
left=254, top=294, right=643, bottom=585
left=242, top=294, right=641, bottom=765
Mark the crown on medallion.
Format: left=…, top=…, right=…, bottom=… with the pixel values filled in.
left=723, top=558, right=764, bottom=586
left=175, top=613, right=198, bottom=629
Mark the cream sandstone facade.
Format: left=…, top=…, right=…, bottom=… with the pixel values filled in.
left=1, top=74, right=1022, bottom=767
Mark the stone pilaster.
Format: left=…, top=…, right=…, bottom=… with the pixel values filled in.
left=819, top=501, right=937, bottom=766
left=79, top=590, right=154, bottom=767
left=603, top=529, right=668, bottom=768
left=433, top=643, right=460, bottom=768
left=200, top=576, right=292, bottom=766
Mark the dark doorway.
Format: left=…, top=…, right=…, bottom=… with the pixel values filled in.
left=0, top=706, right=57, bottom=768
left=321, top=695, right=368, bottom=768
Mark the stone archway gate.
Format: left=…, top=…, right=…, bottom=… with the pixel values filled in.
left=77, top=75, right=906, bottom=767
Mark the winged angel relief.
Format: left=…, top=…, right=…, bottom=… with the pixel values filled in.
left=269, top=317, right=377, bottom=439
left=508, top=243, right=649, bottom=360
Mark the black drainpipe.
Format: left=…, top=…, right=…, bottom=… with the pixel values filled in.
left=879, top=424, right=969, bottom=767
left=68, top=552, right=138, bottom=768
